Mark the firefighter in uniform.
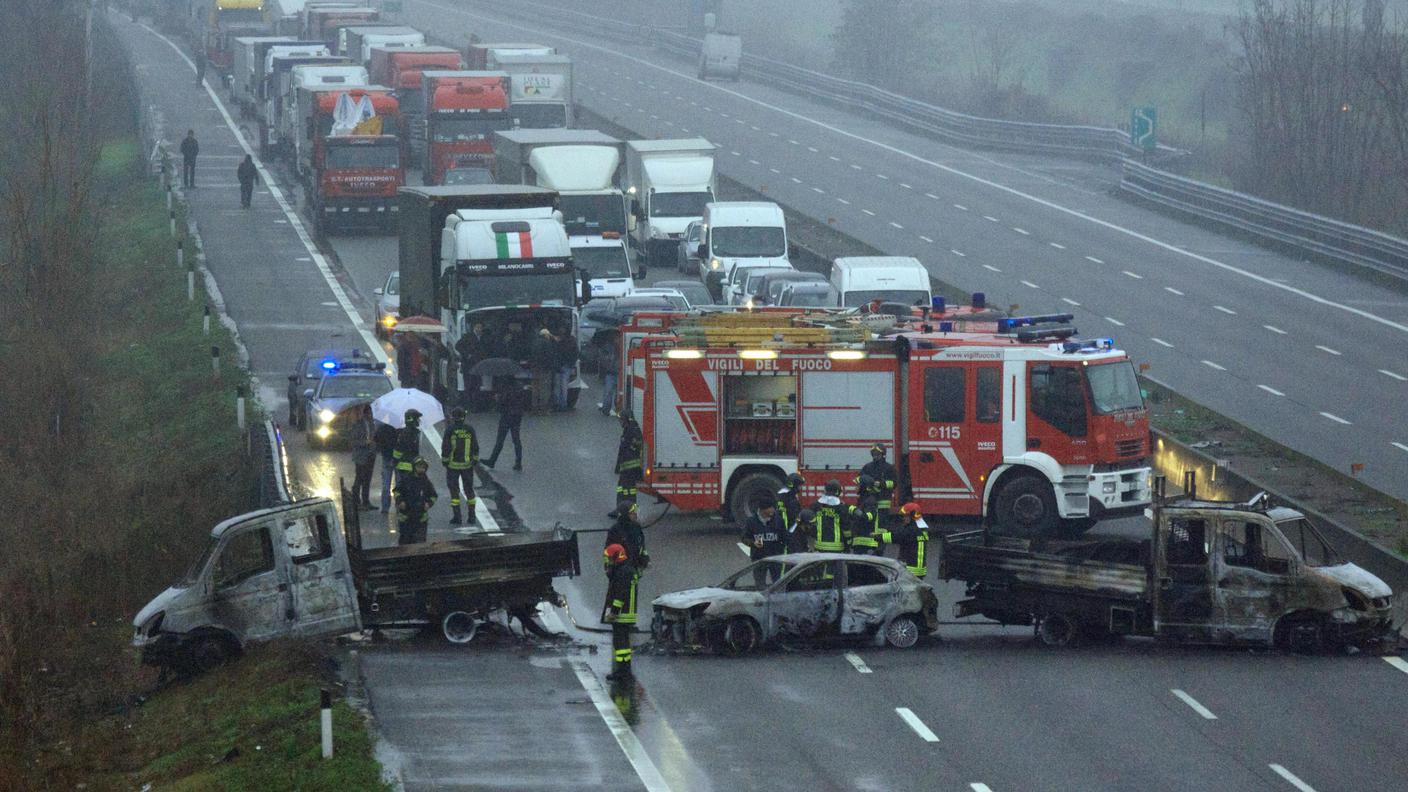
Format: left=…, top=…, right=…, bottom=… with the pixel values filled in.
left=847, top=474, right=882, bottom=555
left=614, top=411, right=644, bottom=503
left=391, top=408, right=423, bottom=483
left=602, top=543, right=639, bottom=682
left=859, top=443, right=899, bottom=526
left=741, top=498, right=787, bottom=586
left=809, top=479, right=848, bottom=552
left=605, top=499, right=650, bottom=572
left=776, top=473, right=804, bottom=534
left=394, top=458, right=437, bottom=544
left=883, top=502, right=930, bottom=579
left=441, top=407, right=478, bottom=527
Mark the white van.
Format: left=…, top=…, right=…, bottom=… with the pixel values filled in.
left=698, top=32, right=741, bottom=81
left=698, top=201, right=790, bottom=303
left=830, top=256, right=932, bottom=309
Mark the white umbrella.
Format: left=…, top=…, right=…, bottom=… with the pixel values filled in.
left=371, top=388, right=444, bottom=428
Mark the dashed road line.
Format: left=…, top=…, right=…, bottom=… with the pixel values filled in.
left=1021, top=280, right=1040, bottom=289
left=900, top=183, right=912, bottom=189
left=1258, top=384, right=1286, bottom=396
left=1012, top=227, right=1029, bottom=235
left=788, top=139, right=799, bottom=145
left=983, top=264, right=1001, bottom=273
left=954, top=203, right=968, bottom=211
left=1380, top=369, right=1407, bottom=381
left=1269, top=764, right=1317, bottom=792
left=1264, top=324, right=1288, bottom=335
left=1123, top=271, right=1143, bottom=279
left=1320, top=412, right=1352, bottom=425
left=1049, top=242, right=1065, bottom=249
left=876, top=173, right=889, bottom=180
left=729, top=150, right=741, bottom=156
left=983, top=215, right=999, bottom=222
left=1085, top=256, right=1103, bottom=264
left=895, top=708, right=940, bottom=743
left=862, top=209, right=876, bottom=216
left=1214, top=305, right=1237, bottom=315
left=748, top=159, right=760, bottom=165
left=812, top=187, right=825, bottom=194
left=926, top=193, right=940, bottom=199
left=1202, top=360, right=1227, bottom=371
left=1315, top=345, right=1342, bottom=356
left=1105, top=317, right=1125, bottom=326
left=970, top=786, right=994, bottom=792
left=844, top=652, right=873, bottom=674
left=919, top=235, right=934, bottom=243
left=836, top=197, right=851, bottom=205
left=1151, top=338, right=1174, bottom=348
left=1061, top=297, right=1080, bottom=306
left=1391, top=442, right=1408, bottom=454
left=1171, top=689, right=1217, bottom=720
left=829, top=155, right=842, bottom=162
left=807, top=146, right=819, bottom=153
left=769, top=167, right=781, bottom=174
left=889, top=221, right=904, bottom=229
left=850, top=163, right=862, bottom=170
left=790, top=176, right=802, bottom=183
left=951, top=249, right=966, bottom=257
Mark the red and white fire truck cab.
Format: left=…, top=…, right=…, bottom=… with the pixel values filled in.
left=625, top=311, right=1152, bottom=535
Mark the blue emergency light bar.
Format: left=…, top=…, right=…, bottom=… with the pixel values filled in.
left=931, top=296, right=946, bottom=313
left=321, top=359, right=338, bottom=371
left=997, top=313, right=1074, bottom=333
left=1062, top=337, right=1117, bottom=353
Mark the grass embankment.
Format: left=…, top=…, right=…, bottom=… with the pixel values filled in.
left=4, top=142, right=386, bottom=789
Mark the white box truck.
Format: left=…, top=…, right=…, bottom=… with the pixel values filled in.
left=492, top=52, right=574, bottom=129
left=829, top=256, right=933, bottom=309
left=625, top=138, right=717, bottom=270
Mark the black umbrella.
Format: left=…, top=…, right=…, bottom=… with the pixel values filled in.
left=467, top=357, right=528, bottom=379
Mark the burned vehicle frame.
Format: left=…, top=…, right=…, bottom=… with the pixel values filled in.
left=651, top=553, right=940, bottom=654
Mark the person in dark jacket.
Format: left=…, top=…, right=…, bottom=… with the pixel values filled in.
left=193, top=47, right=206, bottom=86
left=483, top=379, right=527, bottom=470
left=373, top=419, right=398, bottom=512
left=528, top=327, right=558, bottom=411
left=790, top=508, right=815, bottom=553
left=236, top=154, right=258, bottom=208
left=742, top=499, right=787, bottom=586
left=598, top=329, right=621, bottom=415
left=883, top=502, right=930, bottom=579
left=394, top=458, right=437, bottom=544
left=859, top=443, right=899, bottom=525
left=179, top=130, right=199, bottom=188
left=848, top=474, right=881, bottom=555
left=553, top=330, right=578, bottom=411
left=809, top=479, right=848, bottom=552
left=614, top=411, right=643, bottom=502
left=605, top=499, right=649, bottom=571
left=441, top=406, right=478, bottom=527
left=456, top=321, right=490, bottom=408
left=776, top=473, right=804, bottom=532
left=602, top=543, right=639, bottom=682
left=391, top=408, right=422, bottom=484
left=350, top=405, right=377, bottom=510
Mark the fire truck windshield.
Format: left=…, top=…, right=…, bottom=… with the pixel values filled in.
left=711, top=226, right=786, bottom=257
left=456, top=270, right=577, bottom=310
left=431, top=115, right=512, bottom=142
left=325, top=143, right=399, bottom=170
left=1085, top=361, right=1143, bottom=414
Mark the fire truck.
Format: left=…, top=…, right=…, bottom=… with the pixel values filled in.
left=623, top=310, right=1152, bottom=536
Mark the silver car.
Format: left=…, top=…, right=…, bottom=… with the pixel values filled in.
left=373, top=272, right=399, bottom=339
left=652, top=553, right=938, bottom=654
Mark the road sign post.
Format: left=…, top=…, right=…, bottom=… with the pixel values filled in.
left=1131, top=106, right=1158, bottom=153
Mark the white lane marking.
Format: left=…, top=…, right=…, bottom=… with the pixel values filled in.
left=950, top=249, right=966, bottom=257
left=1160, top=286, right=1182, bottom=296
left=734, top=118, right=745, bottom=125
left=970, top=786, right=994, bottom=792
left=1171, top=689, right=1217, bottom=720
left=1380, top=369, right=1407, bottom=380
left=729, top=150, right=741, bottom=156
left=139, top=20, right=498, bottom=533
left=926, top=193, right=940, bottom=199
left=900, top=183, right=912, bottom=189
left=1258, top=384, right=1286, bottom=396
left=954, top=203, right=968, bottom=211
left=564, top=659, right=674, bottom=792
left=1123, top=270, right=1143, bottom=279
left=889, top=221, right=904, bottom=229
left=1320, top=412, right=1352, bottom=425
left=296, top=256, right=311, bottom=261
left=1012, top=227, right=1030, bottom=235
left=850, top=163, right=862, bottom=170
left=983, top=264, right=1001, bottom=273
left=876, top=173, right=889, bottom=180
left=430, top=1, right=1408, bottom=339
left=862, top=209, right=877, bottom=216
left=837, top=197, right=851, bottom=205
left=1264, top=324, right=1288, bottom=335
left=1152, top=337, right=1174, bottom=348
left=1049, top=242, right=1065, bottom=249
left=1269, top=764, right=1317, bottom=792
left=1390, top=442, right=1408, bottom=454
left=919, top=235, right=934, bottom=243
left=983, top=215, right=999, bottom=222
left=748, top=159, right=760, bottom=165
left=769, top=167, right=781, bottom=174
left=844, top=652, right=873, bottom=674
left=1022, top=280, right=1040, bottom=289
left=1105, top=317, right=1125, bottom=326
left=812, top=187, right=826, bottom=194
left=1061, top=297, right=1081, bottom=306
left=1085, top=256, right=1104, bottom=264
left=736, top=542, right=752, bottom=557
left=1202, top=360, right=1227, bottom=371
left=769, top=131, right=780, bottom=137
left=829, top=155, right=841, bottom=161
left=808, top=146, right=819, bottom=153
left=790, top=176, right=802, bottom=183
left=788, top=139, right=799, bottom=145
left=1315, top=345, right=1342, bottom=356
left=895, top=708, right=940, bottom=742
left=648, top=114, right=658, bottom=120
left=719, top=112, right=729, bottom=118
left=1214, top=305, right=1237, bottom=315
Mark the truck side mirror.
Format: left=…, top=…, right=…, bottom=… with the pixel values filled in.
left=373, top=287, right=384, bottom=296
left=303, top=388, right=314, bottom=398
left=627, top=215, right=637, bottom=232
left=288, top=374, right=299, bottom=383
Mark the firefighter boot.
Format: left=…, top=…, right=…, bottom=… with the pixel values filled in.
left=450, top=505, right=462, bottom=526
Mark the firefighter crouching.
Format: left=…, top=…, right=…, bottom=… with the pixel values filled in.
left=614, top=411, right=643, bottom=503
left=809, top=479, right=848, bottom=552
left=847, top=474, right=882, bottom=555
left=602, top=543, right=639, bottom=682
left=882, top=502, right=930, bottom=579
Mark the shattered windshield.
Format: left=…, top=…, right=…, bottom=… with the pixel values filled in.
left=177, top=539, right=218, bottom=588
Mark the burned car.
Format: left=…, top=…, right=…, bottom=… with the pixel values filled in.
left=651, top=553, right=939, bottom=654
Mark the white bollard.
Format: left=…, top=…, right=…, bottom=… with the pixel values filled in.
left=320, top=689, right=334, bottom=759
left=166, top=185, right=172, bottom=210
left=169, top=209, right=176, bottom=237
left=203, top=304, right=211, bottom=335
left=187, top=269, right=195, bottom=301
left=211, top=345, right=220, bottom=378
left=236, top=385, right=246, bottom=430
left=176, top=239, right=184, bottom=269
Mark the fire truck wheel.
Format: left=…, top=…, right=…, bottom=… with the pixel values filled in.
left=728, top=472, right=785, bottom=526
left=993, top=475, right=1058, bottom=538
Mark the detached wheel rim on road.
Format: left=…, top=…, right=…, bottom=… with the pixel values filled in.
left=442, top=611, right=478, bottom=644
left=885, top=615, right=920, bottom=649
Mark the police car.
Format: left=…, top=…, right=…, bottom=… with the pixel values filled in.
left=288, top=350, right=389, bottom=447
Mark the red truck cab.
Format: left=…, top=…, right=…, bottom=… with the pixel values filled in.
left=300, top=88, right=405, bottom=234
left=420, top=71, right=512, bottom=186
left=369, top=47, right=465, bottom=167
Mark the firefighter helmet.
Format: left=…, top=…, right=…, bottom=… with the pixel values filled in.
left=604, top=543, right=628, bottom=564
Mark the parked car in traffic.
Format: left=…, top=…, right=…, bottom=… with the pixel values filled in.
left=301, top=368, right=393, bottom=448
left=677, top=220, right=704, bottom=274
left=373, top=272, right=400, bottom=338
left=652, top=553, right=939, bottom=654
left=652, top=279, right=713, bottom=309
left=754, top=270, right=826, bottom=306
left=287, top=349, right=382, bottom=427
left=776, top=281, right=839, bottom=307
left=579, top=294, right=679, bottom=370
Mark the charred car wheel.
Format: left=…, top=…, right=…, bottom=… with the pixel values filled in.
left=183, top=634, right=237, bottom=675
left=884, top=614, right=922, bottom=649
left=1276, top=616, right=1326, bottom=654
left=1036, top=613, right=1079, bottom=648
left=717, top=616, right=760, bottom=655
left=442, top=611, right=479, bottom=644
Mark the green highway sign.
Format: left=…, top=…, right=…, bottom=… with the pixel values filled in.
left=1131, top=106, right=1157, bottom=152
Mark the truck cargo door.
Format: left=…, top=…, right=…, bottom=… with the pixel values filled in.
left=279, top=505, right=360, bottom=639
left=799, top=370, right=892, bottom=470
left=909, top=363, right=996, bottom=515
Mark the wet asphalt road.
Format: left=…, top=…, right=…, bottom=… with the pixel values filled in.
left=113, top=9, right=1408, bottom=792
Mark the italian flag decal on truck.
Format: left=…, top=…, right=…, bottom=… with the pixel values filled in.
left=495, top=230, right=533, bottom=259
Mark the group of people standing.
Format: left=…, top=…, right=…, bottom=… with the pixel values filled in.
left=454, top=319, right=578, bottom=413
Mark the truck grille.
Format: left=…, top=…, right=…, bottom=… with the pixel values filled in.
left=1115, top=438, right=1144, bottom=457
